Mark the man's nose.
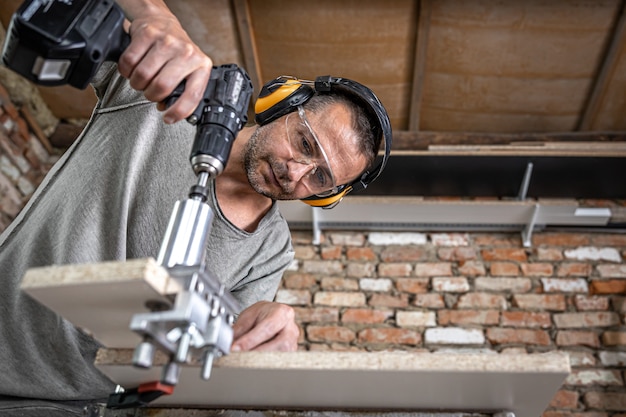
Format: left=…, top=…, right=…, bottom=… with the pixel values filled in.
left=287, top=159, right=316, bottom=182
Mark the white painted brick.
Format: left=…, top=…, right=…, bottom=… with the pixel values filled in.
left=564, top=246, right=622, bottom=263
left=0, top=155, right=20, bottom=180
left=11, top=156, right=29, bottom=176
left=541, top=278, right=589, bottom=293
left=274, top=289, right=310, bottom=305
left=565, top=369, right=623, bottom=386
left=424, top=327, right=485, bottom=345
left=314, top=291, right=366, bottom=307
left=432, top=277, right=470, bottom=293
left=430, top=233, right=469, bottom=247
left=567, top=351, right=596, bottom=367
left=368, top=232, right=427, bottom=246
left=599, top=351, right=626, bottom=367
left=475, top=277, right=532, bottom=293
left=359, top=278, right=393, bottom=292
left=396, top=311, right=436, bottom=327
left=16, top=177, right=34, bottom=196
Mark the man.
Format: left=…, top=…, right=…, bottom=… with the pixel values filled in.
left=0, top=0, right=389, bottom=415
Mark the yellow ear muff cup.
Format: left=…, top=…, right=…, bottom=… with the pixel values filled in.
left=254, top=82, right=302, bottom=115
left=300, top=187, right=351, bottom=209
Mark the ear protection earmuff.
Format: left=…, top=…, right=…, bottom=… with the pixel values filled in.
left=254, top=75, right=392, bottom=209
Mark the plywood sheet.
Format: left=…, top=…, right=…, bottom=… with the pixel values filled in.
left=97, top=349, right=569, bottom=417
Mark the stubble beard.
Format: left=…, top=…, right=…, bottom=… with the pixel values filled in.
left=244, top=126, right=293, bottom=201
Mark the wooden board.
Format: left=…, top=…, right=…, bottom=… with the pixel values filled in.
left=22, top=258, right=173, bottom=348
left=97, top=349, right=569, bottom=417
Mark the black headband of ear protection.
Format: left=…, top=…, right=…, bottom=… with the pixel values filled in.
left=254, top=75, right=392, bottom=208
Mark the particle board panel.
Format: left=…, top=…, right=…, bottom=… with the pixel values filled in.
left=21, top=258, right=173, bottom=348
left=96, top=349, right=569, bottom=417
left=20, top=259, right=569, bottom=415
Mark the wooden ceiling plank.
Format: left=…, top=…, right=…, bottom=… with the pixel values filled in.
left=577, top=0, right=626, bottom=131
left=231, top=0, right=262, bottom=94
left=408, top=0, right=432, bottom=132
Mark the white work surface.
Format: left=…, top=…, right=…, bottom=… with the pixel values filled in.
left=22, top=259, right=570, bottom=417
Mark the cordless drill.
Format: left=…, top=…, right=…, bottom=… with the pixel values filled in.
left=2, top=0, right=253, bottom=403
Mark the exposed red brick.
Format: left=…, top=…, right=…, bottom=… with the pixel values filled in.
left=320, top=277, right=359, bottom=291
left=554, top=312, right=620, bottom=328
left=380, top=246, right=427, bottom=262
left=395, top=277, right=429, bottom=294
left=346, top=247, right=377, bottom=261
left=457, top=260, right=486, bottom=277
left=501, top=311, right=552, bottom=328
left=306, top=325, right=355, bottom=343
left=591, top=234, right=626, bottom=246
left=536, top=248, right=564, bottom=261
left=292, top=307, right=338, bottom=323
left=520, top=262, right=554, bottom=276
left=533, top=233, right=591, bottom=247
left=481, top=248, right=528, bottom=262
left=357, top=327, right=421, bottom=345
left=320, top=246, right=342, bottom=260
left=556, top=330, right=600, bottom=348
left=558, top=263, right=593, bottom=277
left=456, top=292, right=506, bottom=309
left=341, top=308, right=393, bottom=324
left=602, top=331, right=626, bottom=346
left=414, top=262, right=452, bottom=277
left=368, top=293, right=409, bottom=308
left=513, top=294, right=566, bottom=311
left=473, top=234, right=521, bottom=247
left=486, top=327, right=552, bottom=346
left=438, top=309, right=499, bottom=326
left=283, top=272, right=317, bottom=289
left=590, top=280, right=626, bottom=295
left=490, top=262, right=520, bottom=276
left=412, top=293, right=445, bottom=309
left=378, top=263, right=412, bottom=277
left=437, top=247, right=477, bottom=261
left=548, top=389, right=579, bottom=408
left=584, top=392, right=626, bottom=411
left=328, top=232, right=365, bottom=246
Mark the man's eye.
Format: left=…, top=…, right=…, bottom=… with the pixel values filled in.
left=301, top=136, right=313, bottom=156
left=314, top=169, right=327, bottom=187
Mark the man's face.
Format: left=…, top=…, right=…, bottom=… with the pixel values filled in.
left=245, top=102, right=369, bottom=200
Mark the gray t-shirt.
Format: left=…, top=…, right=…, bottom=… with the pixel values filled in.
left=0, top=63, right=293, bottom=407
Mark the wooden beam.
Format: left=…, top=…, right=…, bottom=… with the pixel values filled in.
left=392, top=130, right=626, bottom=151
left=577, top=0, right=626, bottom=130
left=231, top=0, right=262, bottom=93
left=408, top=0, right=432, bottom=131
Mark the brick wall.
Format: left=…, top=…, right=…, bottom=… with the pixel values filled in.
left=0, top=83, right=58, bottom=231
left=282, top=230, right=626, bottom=417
